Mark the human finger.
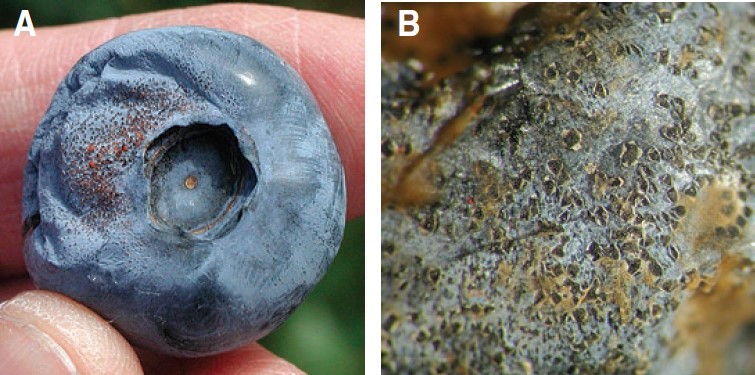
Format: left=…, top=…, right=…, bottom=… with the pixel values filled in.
left=136, top=342, right=304, bottom=375
left=0, top=290, right=142, bottom=374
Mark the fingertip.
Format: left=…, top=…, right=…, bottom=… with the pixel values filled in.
left=0, top=314, right=76, bottom=374
left=210, top=343, right=306, bottom=375
left=138, top=342, right=304, bottom=375
left=297, top=11, right=365, bottom=220
left=0, top=290, right=142, bottom=375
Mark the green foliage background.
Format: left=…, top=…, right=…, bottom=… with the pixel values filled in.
left=2, top=1, right=364, bottom=374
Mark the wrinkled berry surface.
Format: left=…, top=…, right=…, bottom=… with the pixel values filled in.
left=22, top=26, right=346, bottom=357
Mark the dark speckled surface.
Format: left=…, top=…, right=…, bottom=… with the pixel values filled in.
left=382, top=3, right=753, bottom=373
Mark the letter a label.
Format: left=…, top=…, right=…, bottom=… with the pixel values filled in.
left=15, top=10, right=36, bottom=37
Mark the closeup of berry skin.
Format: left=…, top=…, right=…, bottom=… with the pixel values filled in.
left=22, top=26, right=346, bottom=357
left=383, top=3, right=753, bottom=374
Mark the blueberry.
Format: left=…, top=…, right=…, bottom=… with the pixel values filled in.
left=21, top=26, right=346, bottom=357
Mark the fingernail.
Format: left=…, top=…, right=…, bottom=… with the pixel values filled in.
left=0, top=314, right=77, bottom=374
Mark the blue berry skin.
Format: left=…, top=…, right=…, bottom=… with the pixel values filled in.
left=21, top=26, right=346, bottom=357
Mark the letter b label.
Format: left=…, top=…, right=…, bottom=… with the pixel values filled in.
left=399, top=10, right=419, bottom=37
